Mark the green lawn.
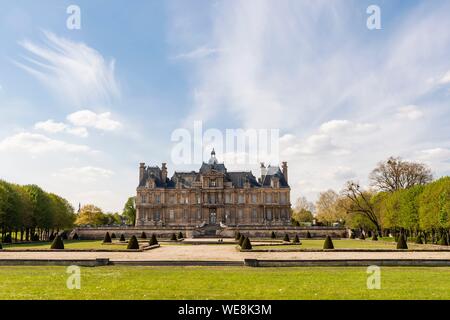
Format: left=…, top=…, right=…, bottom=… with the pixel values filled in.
left=0, top=266, right=449, bottom=299
left=2, top=240, right=128, bottom=250
left=253, top=239, right=401, bottom=250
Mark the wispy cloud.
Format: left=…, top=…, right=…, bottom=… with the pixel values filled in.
left=173, top=46, right=223, bottom=60
left=67, top=110, right=122, bottom=131
left=15, top=30, right=120, bottom=107
left=52, top=166, right=114, bottom=183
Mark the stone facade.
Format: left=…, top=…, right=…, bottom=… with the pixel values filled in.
left=135, top=150, right=291, bottom=229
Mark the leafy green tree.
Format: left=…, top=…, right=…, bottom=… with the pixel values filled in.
left=122, top=197, right=136, bottom=226
left=75, top=204, right=106, bottom=226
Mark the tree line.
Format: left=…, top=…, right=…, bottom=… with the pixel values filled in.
left=294, top=157, right=449, bottom=241
left=0, top=180, right=75, bottom=241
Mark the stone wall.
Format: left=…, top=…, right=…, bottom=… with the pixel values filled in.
left=73, top=226, right=346, bottom=240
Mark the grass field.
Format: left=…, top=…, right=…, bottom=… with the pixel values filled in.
left=0, top=266, right=449, bottom=299
left=252, top=239, right=430, bottom=250
left=2, top=240, right=128, bottom=250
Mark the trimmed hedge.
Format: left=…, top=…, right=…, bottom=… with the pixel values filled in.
left=111, top=233, right=116, bottom=239
left=50, top=235, right=64, bottom=250
left=119, top=234, right=125, bottom=242
left=149, top=234, right=158, bottom=246
left=306, top=231, right=312, bottom=239
left=293, top=234, right=300, bottom=244
left=235, top=231, right=241, bottom=240
left=72, top=233, right=79, bottom=240
left=283, top=234, right=290, bottom=242
left=170, top=233, right=177, bottom=241
left=271, top=231, right=276, bottom=239
left=127, top=235, right=140, bottom=250
left=241, top=237, right=252, bottom=250
left=2, top=234, right=12, bottom=243
left=396, top=233, right=408, bottom=249
left=141, top=232, right=147, bottom=239
left=103, top=232, right=112, bottom=243
left=178, top=232, right=184, bottom=239
left=323, top=235, right=334, bottom=249
left=238, top=234, right=245, bottom=246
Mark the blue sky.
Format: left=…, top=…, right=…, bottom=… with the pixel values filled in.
left=0, top=0, right=449, bottom=212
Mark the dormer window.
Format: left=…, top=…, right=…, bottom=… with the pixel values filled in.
left=210, top=179, right=217, bottom=187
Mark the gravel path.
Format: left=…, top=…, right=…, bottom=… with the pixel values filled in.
left=1, top=245, right=450, bottom=262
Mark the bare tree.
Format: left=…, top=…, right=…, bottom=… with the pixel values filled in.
left=294, top=196, right=315, bottom=213
left=341, top=181, right=381, bottom=232
left=369, top=157, right=432, bottom=192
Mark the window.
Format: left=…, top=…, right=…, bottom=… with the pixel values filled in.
left=169, top=195, right=175, bottom=204
left=238, top=209, right=243, bottom=220
left=141, top=195, right=147, bottom=203
left=209, top=193, right=216, bottom=204
left=266, top=209, right=272, bottom=221
left=153, top=211, right=160, bottom=221
left=280, top=193, right=286, bottom=204
left=183, top=209, right=188, bottom=220
left=225, top=193, right=231, bottom=203
left=225, top=209, right=231, bottom=223
left=197, top=194, right=201, bottom=204
left=155, top=194, right=161, bottom=204
left=252, top=209, right=257, bottom=222
left=251, top=194, right=257, bottom=203
left=210, top=179, right=217, bottom=187
left=266, top=194, right=272, bottom=203
left=169, top=210, right=175, bottom=220
left=238, top=194, right=244, bottom=204
left=197, top=209, right=201, bottom=220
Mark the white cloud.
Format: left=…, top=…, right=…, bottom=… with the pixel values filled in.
left=395, top=105, right=424, bottom=120
left=173, top=46, right=223, bottom=60
left=418, top=148, right=450, bottom=161
left=319, top=120, right=377, bottom=135
left=66, top=127, right=89, bottom=138
left=15, top=30, right=120, bottom=106
left=67, top=110, right=122, bottom=131
left=440, top=70, right=450, bottom=84
left=332, top=166, right=357, bottom=180
left=34, top=119, right=67, bottom=133
left=0, top=132, right=93, bottom=154
left=53, top=166, right=114, bottom=183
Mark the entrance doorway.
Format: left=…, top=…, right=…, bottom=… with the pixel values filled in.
left=209, top=210, right=217, bottom=224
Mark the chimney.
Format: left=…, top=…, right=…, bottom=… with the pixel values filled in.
left=282, top=161, right=288, bottom=184
left=260, top=162, right=267, bottom=180
left=139, top=163, right=145, bottom=182
left=161, top=163, right=168, bottom=182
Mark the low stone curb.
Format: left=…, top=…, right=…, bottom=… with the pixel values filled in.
left=0, top=249, right=142, bottom=252
left=0, top=258, right=110, bottom=267
left=244, top=258, right=450, bottom=267
left=241, top=248, right=450, bottom=252
left=141, top=244, right=161, bottom=251
left=110, top=260, right=244, bottom=266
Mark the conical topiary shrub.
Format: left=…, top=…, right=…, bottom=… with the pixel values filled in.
left=111, top=233, right=116, bottom=239
left=396, top=233, right=408, bottom=249
left=119, top=234, right=125, bottom=242
left=178, top=232, right=184, bottom=239
left=372, top=233, right=378, bottom=241
left=271, top=231, right=276, bottom=239
left=50, top=235, right=64, bottom=250
left=3, top=234, right=12, bottom=243
left=283, top=233, right=290, bottom=242
left=323, top=235, right=334, bottom=249
left=103, top=232, right=112, bottom=243
left=170, top=233, right=177, bottom=241
left=415, top=234, right=424, bottom=244
left=241, top=237, right=252, bottom=250
left=238, top=234, right=245, bottom=246
left=438, top=233, right=449, bottom=246
left=235, top=231, right=241, bottom=240
left=306, top=231, right=312, bottom=239
left=140, top=232, right=147, bottom=239
left=293, top=234, right=301, bottom=244
left=72, top=233, right=79, bottom=240
left=149, top=234, right=158, bottom=246
left=127, top=235, right=140, bottom=250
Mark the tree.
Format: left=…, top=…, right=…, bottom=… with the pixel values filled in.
left=75, top=205, right=106, bottom=226
left=341, top=181, right=381, bottom=233
left=370, top=157, right=432, bottom=192
left=122, top=197, right=136, bottom=226
left=315, top=190, right=346, bottom=224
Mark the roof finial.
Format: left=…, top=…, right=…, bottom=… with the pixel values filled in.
left=211, top=148, right=216, bottom=156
